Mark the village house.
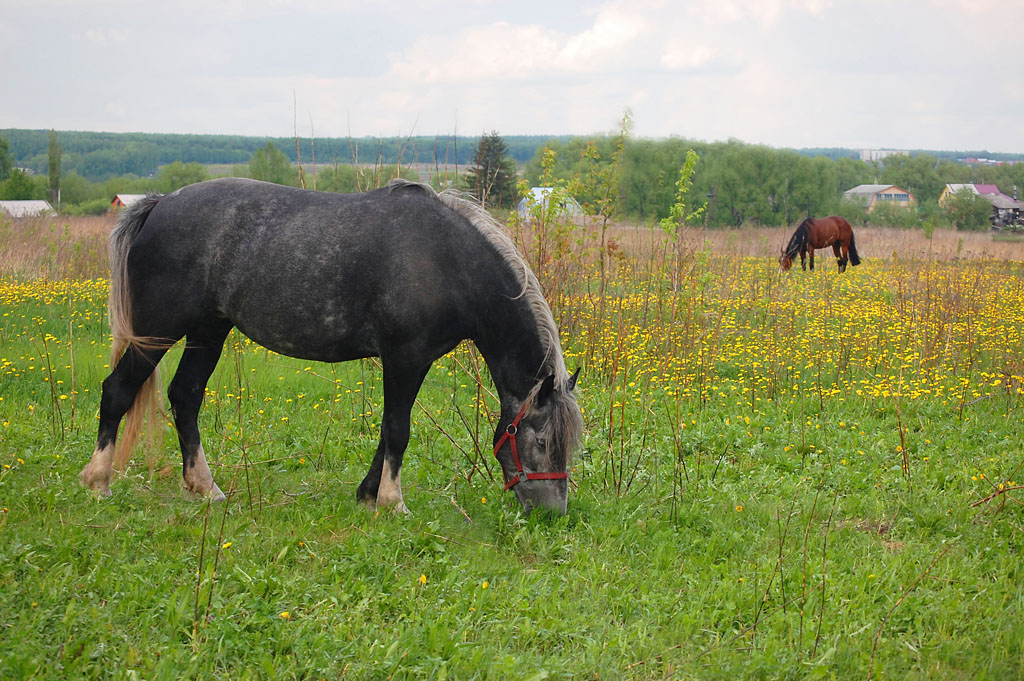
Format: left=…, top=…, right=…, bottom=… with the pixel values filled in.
left=111, top=194, right=147, bottom=210
left=516, top=187, right=584, bottom=221
left=842, top=184, right=917, bottom=211
left=939, top=183, right=1024, bottom=228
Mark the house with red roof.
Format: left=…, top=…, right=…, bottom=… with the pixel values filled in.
left=939, top=184, right=1024, bottom=227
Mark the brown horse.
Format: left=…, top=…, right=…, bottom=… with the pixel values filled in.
left=779, top=216, right=861, bottom=273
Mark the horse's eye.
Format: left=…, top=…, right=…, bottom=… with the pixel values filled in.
left=537, top=438, right=547, bottom=449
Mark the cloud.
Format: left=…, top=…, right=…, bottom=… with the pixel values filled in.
left=661, top=44, right=715, bottom=70
left=78, top=28, right=130, bottom=46
left=683, top=0, right=835, bottom=25
left=560, top=7, right=647, bottom=65
left=388, top=4, right=650, bottom=84
left=2, top=0, right=1023, bottom=151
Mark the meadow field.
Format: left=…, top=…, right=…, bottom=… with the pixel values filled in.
left=1, top=212, right=1023, bottom=679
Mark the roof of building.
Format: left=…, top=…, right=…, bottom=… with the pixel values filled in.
left=0, top=200, right=56, bottom=218
left=112, top=194, right=147, bottom=206
left=944, top=183, right=1018, bottom=202
left=843, top=184, right=897, bottom=196
left=986, top=194, right=1023, bottom=210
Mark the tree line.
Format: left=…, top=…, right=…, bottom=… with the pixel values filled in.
left=1, top=129, right=571, bottom=182
left=521, top=136, right=1024, bottom=230
left=3, top=128, right=1023, bottom=231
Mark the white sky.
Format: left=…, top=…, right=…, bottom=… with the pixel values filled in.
left=2, top=0, right=1022, bottom=153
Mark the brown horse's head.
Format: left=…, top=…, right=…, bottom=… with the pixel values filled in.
left=779, top=252, right=793, bottom=271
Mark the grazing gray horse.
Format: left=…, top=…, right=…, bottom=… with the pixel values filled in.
left=79, top=178, right=582, bottom=515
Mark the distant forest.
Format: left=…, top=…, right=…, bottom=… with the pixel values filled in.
left=2, top=129, right=575, bottom=181
left=6, top=128, right=1024, bottom=184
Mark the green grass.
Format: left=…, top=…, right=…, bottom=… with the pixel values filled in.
left=2, top=264, right=1023, bottom=680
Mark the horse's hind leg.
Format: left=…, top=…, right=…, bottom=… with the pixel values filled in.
left=357, top=359, right=431, bottom=514
left=167, top=320, right=233, bottom=500
left=80, top=344, right=170, bottom=495
left=833, top=243, right=846, bottom=272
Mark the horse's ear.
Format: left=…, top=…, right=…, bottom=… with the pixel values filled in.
left=568, top=367, right=581, bottom=391
left=537, top=374, right=556, bottom=406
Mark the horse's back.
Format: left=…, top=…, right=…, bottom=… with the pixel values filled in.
left=124, top=179, right=502, bottom=361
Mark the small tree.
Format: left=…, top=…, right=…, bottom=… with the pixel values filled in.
left=836, top=197, right=869, bottom=226
left=0, top=137, right=12, bottom=181
left=944, top=187, right=992, bottom=231
left=659, top=150, right=706, bottom=292
left=316, top=165, right=361, bottom=193
left=870, top=200, right=918, bottom=229
left=156, top=161, right=210, bottom=193
left=465, top=131, right=516, bottom=208
left=1, top=169, right=43, bottom=200
left=48, top=130, right=62, bottom=208
left=249, top=142, right=296, bottom=185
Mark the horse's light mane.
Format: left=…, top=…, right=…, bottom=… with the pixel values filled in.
left=386, top=180, right=568, bottom=385
left=386, top=180, right=583, bottom=467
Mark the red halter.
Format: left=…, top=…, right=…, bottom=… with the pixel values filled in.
left=493, top=400, right=568, bottom=490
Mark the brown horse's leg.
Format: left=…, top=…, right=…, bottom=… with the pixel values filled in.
left=808, top=249, right=814, bottom=271
left=800, top=248, right=807, bottom=271
left=833, top=243, right=845, bottom=272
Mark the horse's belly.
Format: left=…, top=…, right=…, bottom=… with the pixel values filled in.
left=229, top=303, right=379, bottom=363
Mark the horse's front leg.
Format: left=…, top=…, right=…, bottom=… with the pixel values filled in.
left=800, top=249, right=807, bottom=271
left=808, top=249, right=815, bottom=271
left=357, top=361, right=431, bottom=514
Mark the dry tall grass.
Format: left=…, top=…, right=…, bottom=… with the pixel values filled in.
left=608, top=222, right=1024, bottom=263
left=3, top=212, right=1022, bottom=283
left=0, top=214, right=114, bottom=279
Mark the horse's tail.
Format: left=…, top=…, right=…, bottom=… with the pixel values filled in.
left=847, top=228, right=862, bottom=267
left=108, top=195, right=164, bottom=471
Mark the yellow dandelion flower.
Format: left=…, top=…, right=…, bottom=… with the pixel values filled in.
left=221, top=542, right=232, bottom=549
left=279, top=611, right=291, bottom=620
left=419, top=574, right=427, bottom=585
left=481, top=580, right=489, bottom=589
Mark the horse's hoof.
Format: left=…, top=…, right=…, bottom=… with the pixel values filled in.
left=184, top=482, right=226, bottom=502
left=366, top=498, right=411, bottom=515
left=79, top=467, right=112, bottom=496
left=86, top=483, right=112, bottom=497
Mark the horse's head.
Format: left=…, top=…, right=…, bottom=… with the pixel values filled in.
left=779, top=252, right=793, bottom=271
left=494, top=369, right=582, bottom=515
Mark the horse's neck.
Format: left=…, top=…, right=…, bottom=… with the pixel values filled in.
left=474, top=297, right=551, bottom=405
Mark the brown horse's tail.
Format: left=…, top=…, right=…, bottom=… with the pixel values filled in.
left=108, top=196, right=165, bottom=471
left=848, top=229, right=862, bottom=267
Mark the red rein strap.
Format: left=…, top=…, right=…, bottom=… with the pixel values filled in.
left=493, top=401, right=568, bottom=490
